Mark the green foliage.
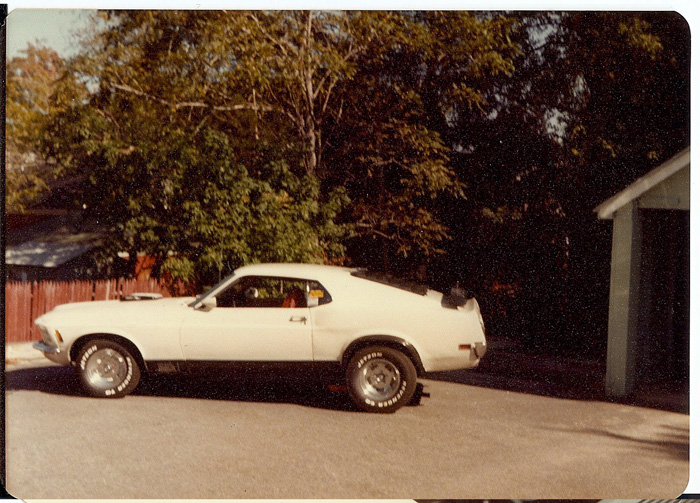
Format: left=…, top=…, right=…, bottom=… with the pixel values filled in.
left=481, top=206, right=523, bottom=224
left=46, top=107, right=349, bottom=282
left=618, top=18, right=663, bottom=56
left=328, top=12, right=519, bottom=266
left=37, top=11, right=364, bottom=283
left=5, top=45, right=66, bottom=212
left=36, top=10, right=519, bottom=282
left=445, top=12, right=688, bottom=350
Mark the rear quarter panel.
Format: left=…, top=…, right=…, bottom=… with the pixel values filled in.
left=309, top=275, right=486, bottom=371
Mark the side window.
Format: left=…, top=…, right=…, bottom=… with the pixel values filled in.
left=215, top=276, right=331, bottom=308
left=307, top=280, right=332, bottom=307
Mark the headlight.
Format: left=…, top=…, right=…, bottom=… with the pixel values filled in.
left=37, top=325, right=60, bottom=346
left=38, top=325, right=51, bottom=342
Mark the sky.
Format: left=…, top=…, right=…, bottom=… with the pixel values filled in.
left=6, top=0, right=700, bottom=44
left=6, top=9, right=90, bottom=59
left=5, top=0, right=700, bottom=61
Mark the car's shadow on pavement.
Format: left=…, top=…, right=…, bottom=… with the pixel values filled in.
left=425, top=345, right=689, bottom=414
left=5, top=364, right=426, bottom=412
left=136, top=373, right=360, bottom=411
left=5, top=364, right=85, bottom=396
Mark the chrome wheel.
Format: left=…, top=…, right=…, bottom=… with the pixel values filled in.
left=346, top=346, right=417, bottom=413
left=77, top=339, right=141, bottom=397
left=84, top=348, right=129, bottom=390
left=357, top=358, right=401, bottom=400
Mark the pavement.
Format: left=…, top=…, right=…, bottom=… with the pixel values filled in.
left=4, top=336, right=690, bottom=414
left=441, top=336, right=690, bottom=415
left=5, top=357, right=690, bottom=498
left=4, top=341, right=43, bottom=365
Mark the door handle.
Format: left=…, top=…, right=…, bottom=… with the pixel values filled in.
left=289, top=316, right=307, bottom=324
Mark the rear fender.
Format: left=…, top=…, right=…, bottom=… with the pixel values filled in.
left=342, top=335, right=425, bottom=375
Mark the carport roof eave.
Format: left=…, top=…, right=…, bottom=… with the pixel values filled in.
left=594, top=146, right=690, bottom=220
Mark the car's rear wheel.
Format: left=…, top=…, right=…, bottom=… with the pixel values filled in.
left=346, top=346, right=417, bottom=413
left=77, top=339, right=141, bottom=398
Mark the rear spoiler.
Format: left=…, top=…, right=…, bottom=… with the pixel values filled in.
left=441, top=285, right=474, bottom=309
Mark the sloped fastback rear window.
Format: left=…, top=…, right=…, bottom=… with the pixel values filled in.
left=351, top=269, right=428, bottom=295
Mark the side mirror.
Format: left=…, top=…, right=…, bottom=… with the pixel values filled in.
left=196, top=296, right=217, bottom=310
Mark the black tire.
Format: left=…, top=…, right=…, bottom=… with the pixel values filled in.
left=77, top=339, right=141, bottom=398
left=346, top=346, right=417, bottom=413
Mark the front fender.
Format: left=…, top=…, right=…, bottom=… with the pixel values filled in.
left=67, top=329, right=150, bottom=364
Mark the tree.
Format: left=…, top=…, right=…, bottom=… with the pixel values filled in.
left=43, top=90, right=349, bottom=285
left=5, top=44, right=65, bottom=212
left=327, top=12, right=520, bottom=271
left=42, top=10, right=520, bottom=282
left=66, top=11, right=359, bottom=177
left=441, top=12, right=689, bottom=351
left=40, top=11, right=355, bottom=284
left=235, top=11, right=360, bottom=176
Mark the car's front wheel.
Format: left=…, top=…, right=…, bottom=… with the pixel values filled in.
left=77, top=339, right=141, bottom=398
left=346, top=346, right=417, bottom=413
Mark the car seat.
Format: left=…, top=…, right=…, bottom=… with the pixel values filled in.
left=282, top=288, right=306, bottom=308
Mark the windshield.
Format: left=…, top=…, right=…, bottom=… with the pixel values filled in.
left=188, top=273, right=236, bottom=307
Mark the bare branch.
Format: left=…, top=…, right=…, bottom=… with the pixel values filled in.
left=110, top=82, right=273, bottom=112
left=314, top=41, right=359, bottom=102
left=193, top=116, right=209, bottom=136
left=247, top=13, right=294, bottom=57
left=354, top=223, right=407, bottom=244
left=320, top=76, right=339, bottom=116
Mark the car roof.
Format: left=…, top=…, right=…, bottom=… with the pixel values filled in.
left=233, top=262, right=356, bottom=281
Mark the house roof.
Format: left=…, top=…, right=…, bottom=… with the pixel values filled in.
left=5, top=237, right=100, bottom=268
left=5, top=211, right=103, bottom=268
left=594, top=147, right=690, bottom=220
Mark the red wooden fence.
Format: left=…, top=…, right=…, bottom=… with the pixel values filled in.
left=4, top=278, right=189, bottom=343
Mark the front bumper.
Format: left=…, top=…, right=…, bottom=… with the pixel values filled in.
left=32, top=341, right=69, bottom=365
left=33, top=341, right=61, bottom=354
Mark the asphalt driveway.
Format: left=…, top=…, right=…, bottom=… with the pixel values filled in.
left=4, top=359, right=689, bottom=499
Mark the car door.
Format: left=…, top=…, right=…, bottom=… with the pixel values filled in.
left=179, top=276, right=313, bottom=362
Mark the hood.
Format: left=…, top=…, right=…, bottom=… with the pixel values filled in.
left=38, top=296, right=196, bottom=319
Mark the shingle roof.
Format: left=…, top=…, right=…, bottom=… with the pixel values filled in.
left=5, top=236, right=100, bottom=267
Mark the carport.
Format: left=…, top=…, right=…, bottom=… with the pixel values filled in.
left=594, top=147, right=690, bottom=397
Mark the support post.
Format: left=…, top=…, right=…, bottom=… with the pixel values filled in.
left=605, top=201, right=642, bottom=397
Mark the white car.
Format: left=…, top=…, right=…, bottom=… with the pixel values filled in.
left=34, top=263, right=487, bottom=412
